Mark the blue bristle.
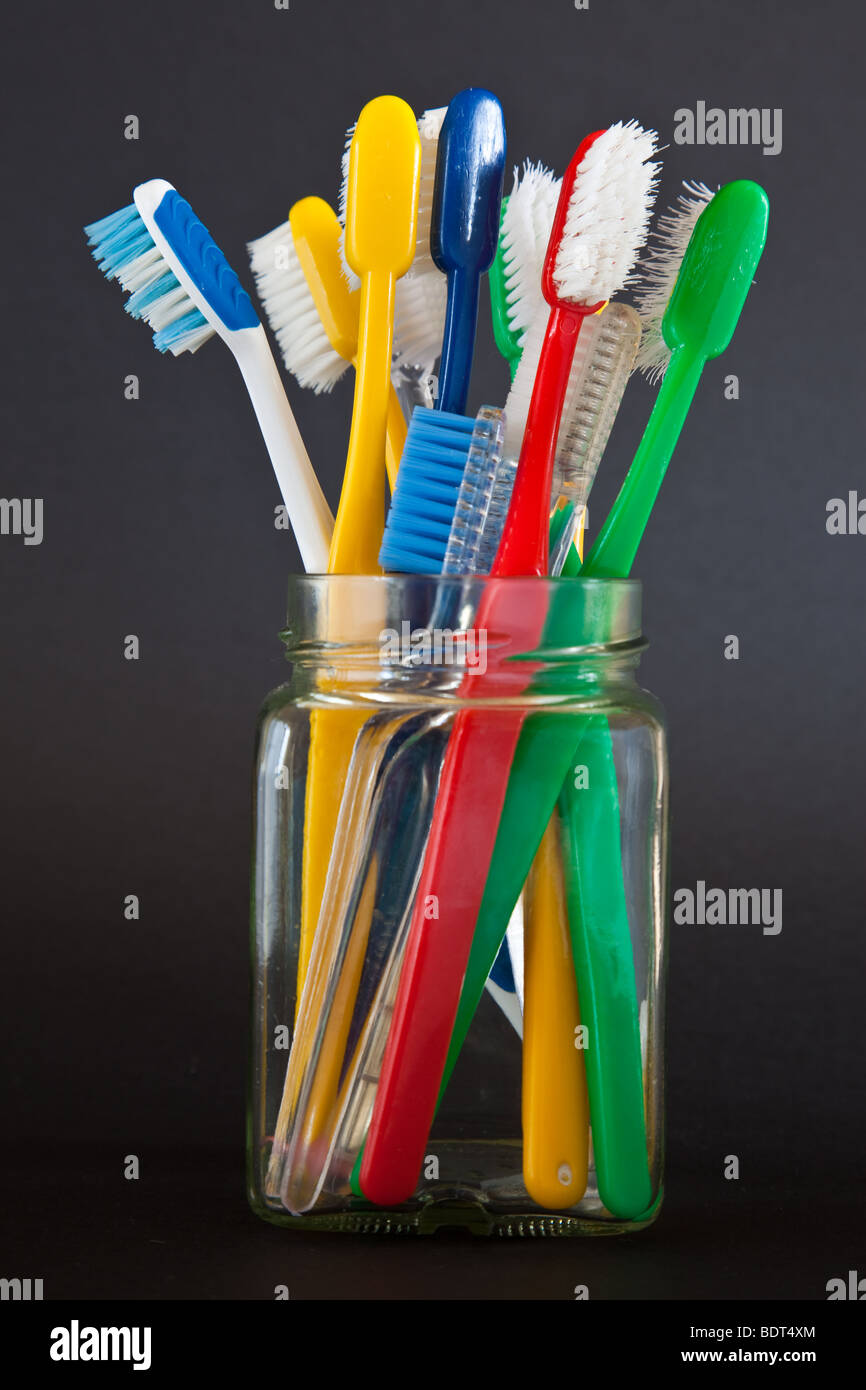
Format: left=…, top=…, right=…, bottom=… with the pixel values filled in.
left=153, top=307, right=210, bottom=354
left=379, top=408, right=475, bottom=573
left=85, top=197, right=214, bottom=355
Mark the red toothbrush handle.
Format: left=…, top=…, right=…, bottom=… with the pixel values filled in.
left=360, top=703, right=524, bottom=1206
left=492, top=303, right=592, bottom=577
left=361, top=305, right=596, bottom=1206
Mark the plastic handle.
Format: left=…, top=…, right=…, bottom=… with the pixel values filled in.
left=436, top=265, right=481, bottom=415
left=232, top=326, right=334, bottom=573
left=558, top=719, right=653, bottom=1218
left=328, top=272, right=394, bottom=573
left=584, top=346, right=704, bottom=578
left=492, top=305, right=589, bottom=577
left=522, top=814, right=589, bottom=1209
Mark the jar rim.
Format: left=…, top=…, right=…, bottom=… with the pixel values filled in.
left=281, top=574, right=644, bottom=661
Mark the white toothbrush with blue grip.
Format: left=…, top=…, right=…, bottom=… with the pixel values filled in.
left=86, top=179, right=334, bottom=573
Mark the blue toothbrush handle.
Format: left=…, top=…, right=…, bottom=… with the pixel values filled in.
left=436, top=267, right=480, bottom=415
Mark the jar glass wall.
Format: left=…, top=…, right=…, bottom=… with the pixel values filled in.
left=248, top=574, right=668, bottom=1235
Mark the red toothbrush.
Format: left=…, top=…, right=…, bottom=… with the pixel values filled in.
left=361, top=122, right=659, bottom=1206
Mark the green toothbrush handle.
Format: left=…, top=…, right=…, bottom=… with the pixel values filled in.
left=558, top=716, right=652, bottom=1218
left=585, top=349, right=704, bottom=578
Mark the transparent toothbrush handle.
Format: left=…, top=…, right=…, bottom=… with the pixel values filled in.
left=441, top=406, right=506, bottom=576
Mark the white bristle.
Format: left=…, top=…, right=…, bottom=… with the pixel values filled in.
left=499, top=161, right=561, bottom=346
left=393, top=270, right=447, bottom=368
left=337, top=122, right=361, bottom=290
left=413, top=106, right=447, bottom=274
left=116, top=246, right=213, bottom=355
left=552, top=120, right=660, bottom=306
left=634, top=180, right=715, bottom=382
left=502, top=310, right=548, bottom=459
left=248, top=222, right=350, bottom=394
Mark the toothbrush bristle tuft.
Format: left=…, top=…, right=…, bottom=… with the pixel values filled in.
left=393, top=269, right=448, bottom=368
left=552, top=120, right=660, bottom=306
left=248, top=222, right=350, bottom=393
left=634, top=180, right=716, bottom=382
left=413, top=106, right=447, bottom=272
left=84, top=203, right=213, bottom=355
left=500, top=162, right=561, bottom=346
left=379, top=407, right=475, bottom=573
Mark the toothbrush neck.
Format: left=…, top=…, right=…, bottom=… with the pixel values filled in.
left=436, top=265, right=480, bottom=415
left=492, top=303, right=585, bottom=577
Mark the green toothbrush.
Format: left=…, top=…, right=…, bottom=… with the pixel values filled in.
left=440, top=179, right=770, bottom=1217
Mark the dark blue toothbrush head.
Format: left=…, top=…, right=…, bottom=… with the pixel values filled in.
left=431, top=89, right=506, bottom=277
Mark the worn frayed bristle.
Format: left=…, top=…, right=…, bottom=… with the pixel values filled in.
left=337, top=121, right=361, bottom=290
left=248, top=222, right=349, bottom=394
left=84, top=202, right=212, bottom=355
left=634, top=180, right=715, bottom=382
left=500, top=161, right=561, bottom=345
left=553, top=120, right=660, bottom=306
left=393, top=269, right=447, bottom=368
left=414, top=106, right=447, bottom=274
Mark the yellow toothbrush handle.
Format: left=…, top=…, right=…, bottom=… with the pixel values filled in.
left=385, top=381, right=407, bottom=493
left=522, top=813, right=589, bottom=1209
left=329, top=271, right=395, bottom=572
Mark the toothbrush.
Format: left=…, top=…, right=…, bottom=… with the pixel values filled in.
left=84, top=180, right=334, bottom=573
left=584, top=179, right=769, bottom=577
left=430, top=89, right=506, bottom=413
left=293, top=96, right=420, bottom=1001
left=248, top=196, right=408, bottom=489
left=440, top=178, right=770, bottom=1216
left=330, top=95, right=420, bottom=571
left=360, top=123, right=659, bottom=1207
left=489, top=162, right=561, bottom=380
left=339, top=106, right=448, bottom=416
left=487, top=159, right=642, bottom=569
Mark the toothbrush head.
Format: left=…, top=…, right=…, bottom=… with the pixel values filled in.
left=85, top=178, right=259, bottom=355
left=393, top=270, right=448, bottom=369
left=431, top=89, right=507, bottom=281
left=344, top=95, right=421, bottom=279
left=493, top=162, right=561, bottom=361
left=661, top=179, right=769, bottom=363
left=634, top=181, right=715, bottom=382
left=339, top=105, right=445, bottom=292
left=379, top=407, right=477, bottom=573
left=414, top=106, right=448, bottom=274
left=248, top=199, right=356, bottom=393
left=544, top=121, right=660, bottom=312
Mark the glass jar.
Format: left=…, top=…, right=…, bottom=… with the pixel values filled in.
left=248, top=574, right=668, bottom=1235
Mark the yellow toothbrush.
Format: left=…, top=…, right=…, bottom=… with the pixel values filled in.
left=297, top=97, right=420, bottom=1002
left=288, top=196, right=407, bottom=490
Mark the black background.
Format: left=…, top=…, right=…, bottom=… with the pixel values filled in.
left=1, top=0, right=864, bottom=1300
